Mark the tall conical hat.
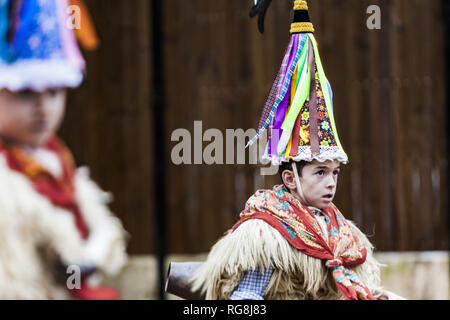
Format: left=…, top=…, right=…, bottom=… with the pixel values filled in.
left=0, top=0, right=98, bottom=92
left=248, top=0, right=348, bottom=165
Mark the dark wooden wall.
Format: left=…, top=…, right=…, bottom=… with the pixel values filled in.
left=61, top=0, right=155, bottom=254
left=60, top=0, right=448, bottom=254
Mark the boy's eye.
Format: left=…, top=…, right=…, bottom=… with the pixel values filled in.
left=316, top=170, right=324, bottom=176
left=47, top=89, right=60, bottom=97
left=333, top=170, right=340, bottom=176
left=18, top=89, right=37, bottom=99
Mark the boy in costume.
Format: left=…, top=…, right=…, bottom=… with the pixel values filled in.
left=190, top=0, right=404, bottom=300
left=0, top=0, right=127, bottom=299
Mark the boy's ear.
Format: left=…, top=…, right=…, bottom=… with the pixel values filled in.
left=281, top=170, right=297, bottom=191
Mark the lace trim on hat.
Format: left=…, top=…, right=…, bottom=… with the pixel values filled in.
left=262, top=146, right=349, bottom=165
left=0, top=59, right=83, bottom=91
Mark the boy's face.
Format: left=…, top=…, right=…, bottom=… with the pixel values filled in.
left=0, top=88, right=67, bottom=148
left=282, top=160, right=341, bottom=210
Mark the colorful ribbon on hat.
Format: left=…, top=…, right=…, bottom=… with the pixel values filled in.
left=248, top=32, right=345, bottom=157
left=247, top=1, right=347, bottom=164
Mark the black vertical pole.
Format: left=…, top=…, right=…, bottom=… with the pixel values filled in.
left=151, top=0, right=168, bottom=300
left=443, top=0, right=450, bottom=249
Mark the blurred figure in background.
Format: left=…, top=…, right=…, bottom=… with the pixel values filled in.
left=0, top=0, right=128, bottom=299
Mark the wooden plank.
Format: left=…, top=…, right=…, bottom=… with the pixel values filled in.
left=391, top=0, right=409, bottom=251
left=62, top=0, right=154, bottom=254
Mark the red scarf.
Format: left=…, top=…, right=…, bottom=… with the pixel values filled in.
left=233, top=185, right=376, bottom=300
left=0, top=136, right=89, bottom=239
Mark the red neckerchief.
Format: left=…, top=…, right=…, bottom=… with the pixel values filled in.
left=233, top=185, right=376, bottom=300
left=0, top=136, right=89, bottom=239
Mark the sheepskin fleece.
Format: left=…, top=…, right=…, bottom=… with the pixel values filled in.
left=0, top=154, right=128, bottom=299
left=191, top=218, right=385, bottom=300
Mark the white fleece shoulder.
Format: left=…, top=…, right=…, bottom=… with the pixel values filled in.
left=0, top=156, right=128, bottom=275
left=191, top=219, right=299, bottom=299
left=0, top=154, right=85, bottom=265
left=191, top=217, right=384, bottom=300
left=0, top=154, right=128, bottom=298
left=74, top=167, right=128, bottom=276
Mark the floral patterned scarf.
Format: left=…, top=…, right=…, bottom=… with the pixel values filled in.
left=233, top=184, right=376, bottom=300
